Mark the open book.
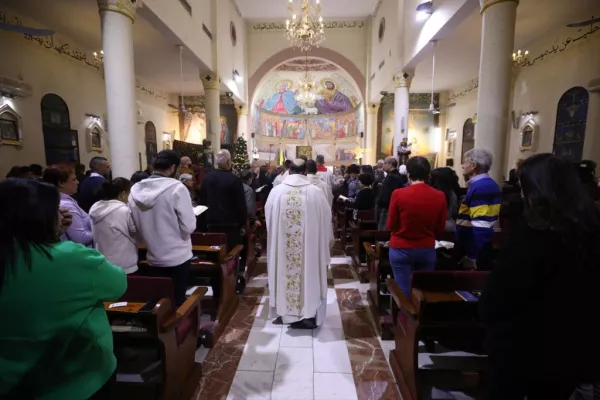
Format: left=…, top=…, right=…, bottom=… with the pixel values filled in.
left=193, top=205, right=208, bottom=216
left=256, top=185, right=267, bottom=193
left=338, top=195, right=349, bottom=201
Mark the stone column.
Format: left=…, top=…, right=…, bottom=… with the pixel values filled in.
left=474, top=0, right=519, bottom=183
left=365, top=103, right=380, bottom=165
left=201, top=73, right=221, bottom=149
left=393, top=70, right=413, bottom=162
left=97, top=0, right=140, bottom=178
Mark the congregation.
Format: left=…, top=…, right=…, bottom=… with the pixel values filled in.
left=1, top=144, right=600, bottom=399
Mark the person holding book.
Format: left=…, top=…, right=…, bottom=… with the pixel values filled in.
left=129, top=150, right=196, bottom=305
left=0, top=178, right=126, bottom=399
left=89, top=178, right=139, bottom=274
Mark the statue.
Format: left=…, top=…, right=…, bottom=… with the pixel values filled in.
left=397, top=137, right=412, bottom=165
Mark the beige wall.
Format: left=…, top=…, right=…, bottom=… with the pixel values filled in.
left=143, top=0, right=214, bottom=70
left=369, top=0, right=400, bottom=101
left=216, top=0, right=247, bottom=102
left=445, top=28, right=600, bottom=179
left=247, top=21, right=368, bottom=81
left=0, top=7, right=176, bottom=177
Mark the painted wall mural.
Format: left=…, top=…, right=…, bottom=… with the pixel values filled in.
left=252, top=57, right=363, bottom=142
left=179, top=104, right=237, bottom=147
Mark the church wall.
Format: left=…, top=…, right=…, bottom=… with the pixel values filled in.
left=247, top=22, right=368, bottom=81
left=142, top=0, right=214, bottom=71
left=216, top=0, right=247, bottom=102
left=445, top=24, right=600, bottom=180
left=369, top=0, right=400, bottom=102
left=0, top=6, right=176, bottom=177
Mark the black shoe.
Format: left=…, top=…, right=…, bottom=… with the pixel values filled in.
left=236, top=276, right=246, bottom=294
left=272, top=316, right=283, bottom=325
left=290, top=318, right=317, bottom=330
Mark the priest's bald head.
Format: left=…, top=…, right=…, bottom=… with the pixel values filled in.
left=289, top=158, right=307, bottom=175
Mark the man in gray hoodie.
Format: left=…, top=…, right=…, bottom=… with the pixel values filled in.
left=129, top=150, right=197, bottom=305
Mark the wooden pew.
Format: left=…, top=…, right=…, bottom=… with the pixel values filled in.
left=386, top=272, right=488, bottom=400
left=107, top=276, right=206, bottom=400
left=349, top=209, right=377, bottom=274
left=363, top=235, right=393, bottom=339
left=189, top=233, right=243, bottom=347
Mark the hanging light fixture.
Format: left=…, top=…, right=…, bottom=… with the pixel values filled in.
left=285, top=0, right=325, bottom=52
left=296, top=52, right=317, bottom=107
left=93, top=50, right=104, bottom=63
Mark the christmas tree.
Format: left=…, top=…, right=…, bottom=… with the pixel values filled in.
left=232, top=136, right=249, bottom=171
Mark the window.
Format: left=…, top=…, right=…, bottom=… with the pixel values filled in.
left=553, top=86, right=589, bottom=162
left=40, top=93, right=79, bottom=164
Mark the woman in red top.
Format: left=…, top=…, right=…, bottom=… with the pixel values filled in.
left=386, top=156, right=447, bottom=297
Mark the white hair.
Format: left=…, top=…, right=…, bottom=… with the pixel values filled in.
left=215, top=149, right=231, bottom=166
left=464, top=148, right=493, bottom=173
left=179, top=173, right=193, bottom=182
left=399, top=165, right=407, bottom=175
left=181, top=156, right=191, bottom=166
left=377, top=159, right=384, bottom=165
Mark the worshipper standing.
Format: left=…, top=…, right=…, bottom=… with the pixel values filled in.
left=342, top=173, right=376, bottom=220
left=240, top=170, right=259, bottom=227
left=480, top=153, right=600, bottom=400
left=29, top=164, right=43, bottom=180
left=42, top=164, right=94, bottom=247
left=198, top=149, right=247, bottom=255
left=179, top=173, right=198, bottom=206
left=75, top=163, right=86, bottom=185
left=0, top=178, right=126, bottom=400
left=306, top=160, right=333, bottom=207
left=376, top=156, right=407, bottom=230
left=315, top=154, right=334, bottom=188
left=387, top=156, right=447, bottom=297
left=265, top=159, right=334, bottom=329
left=431, top=168, right=459, bottom=232
left=130, top=170, right=149, bottom=184
left=455, top=148, right=502, bottom=271
left=144, top=164, right=154, bottom=176
left=376, top=159, right=385, bottom=170
left=346, top=164, right=361, bottom=198
left=129, top=150, right=196, bottom=305
left=78, top=156, right=110, bottom=212
left=273, top=159, right=292, bottom=187
left=89, top=178, right=138, bottom=274
left=179, top=156, right=193, bottom=176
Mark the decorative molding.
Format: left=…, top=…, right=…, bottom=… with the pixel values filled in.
left=480, top=0, right=519, bottom=14
left=181, top=95, right=236, bottom=110
left=97, top=0, right=143, bottom=22
left=86, top=120, right=105, bottom=153
left=252, top=20, right=365, bottom=31
left=393, top=71, right=413, bottom=88
left=0, top=103, right=24, bottom=148
left=200, top=73, right=221, bottom=91
left=236, top=105, right=248, bottom=116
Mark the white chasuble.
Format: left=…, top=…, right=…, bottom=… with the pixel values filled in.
left=265, top=174, right=334, bottom=325
left=307, top=174, right=334, bottom=208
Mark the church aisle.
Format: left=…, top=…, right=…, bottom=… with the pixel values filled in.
left=191, top=244, right=400, bottom=400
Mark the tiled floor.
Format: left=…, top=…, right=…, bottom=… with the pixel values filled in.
left=192, top=246, right=399, bottom=400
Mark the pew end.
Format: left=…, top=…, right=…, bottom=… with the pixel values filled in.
left=108, top=276, right=206, bottom=400
left=386, top=272, right=489, bottom=400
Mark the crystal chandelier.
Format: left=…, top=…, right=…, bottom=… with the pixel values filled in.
left=296, top=53, right=317, bottom=107
left=285, top=0, right=325, bottom=52
left=512, top=49, right=529, bottom=67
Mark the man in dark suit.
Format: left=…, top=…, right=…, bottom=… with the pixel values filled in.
left=77, top=156, right=110, bottom=212
left=376, top=156, right=407, bottom=230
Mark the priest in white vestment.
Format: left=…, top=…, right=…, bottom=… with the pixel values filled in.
left=272, top=160, right=291, bottom=187
left=306, top=160, right=333, bottom=208
left=265, top=159, right=334, bottom=329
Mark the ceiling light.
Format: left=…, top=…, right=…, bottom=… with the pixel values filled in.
left=416, top=1, right=433, bottom=21
left=285, top=0, right=325, bottom=52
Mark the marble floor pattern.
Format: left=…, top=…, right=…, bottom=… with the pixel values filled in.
left=191, top=245, right=400, bottom=400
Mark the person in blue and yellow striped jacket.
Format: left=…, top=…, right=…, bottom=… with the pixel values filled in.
left=455, top=148, right=502, bottom=270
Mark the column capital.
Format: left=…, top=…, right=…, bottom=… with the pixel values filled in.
left=367, top=103, right=380, bottom=114
left=236, top=104, right=248, bottom=116
left=393, top=70, right=414, bottom=89
left=200, top=72, right=221, bottom=91
left=480, top=0, right=519, bottom=14
left=97, top=0, right=142, bottom=22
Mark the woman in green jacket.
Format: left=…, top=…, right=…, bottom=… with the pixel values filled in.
left=0, top=178, right=127, bottom=399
